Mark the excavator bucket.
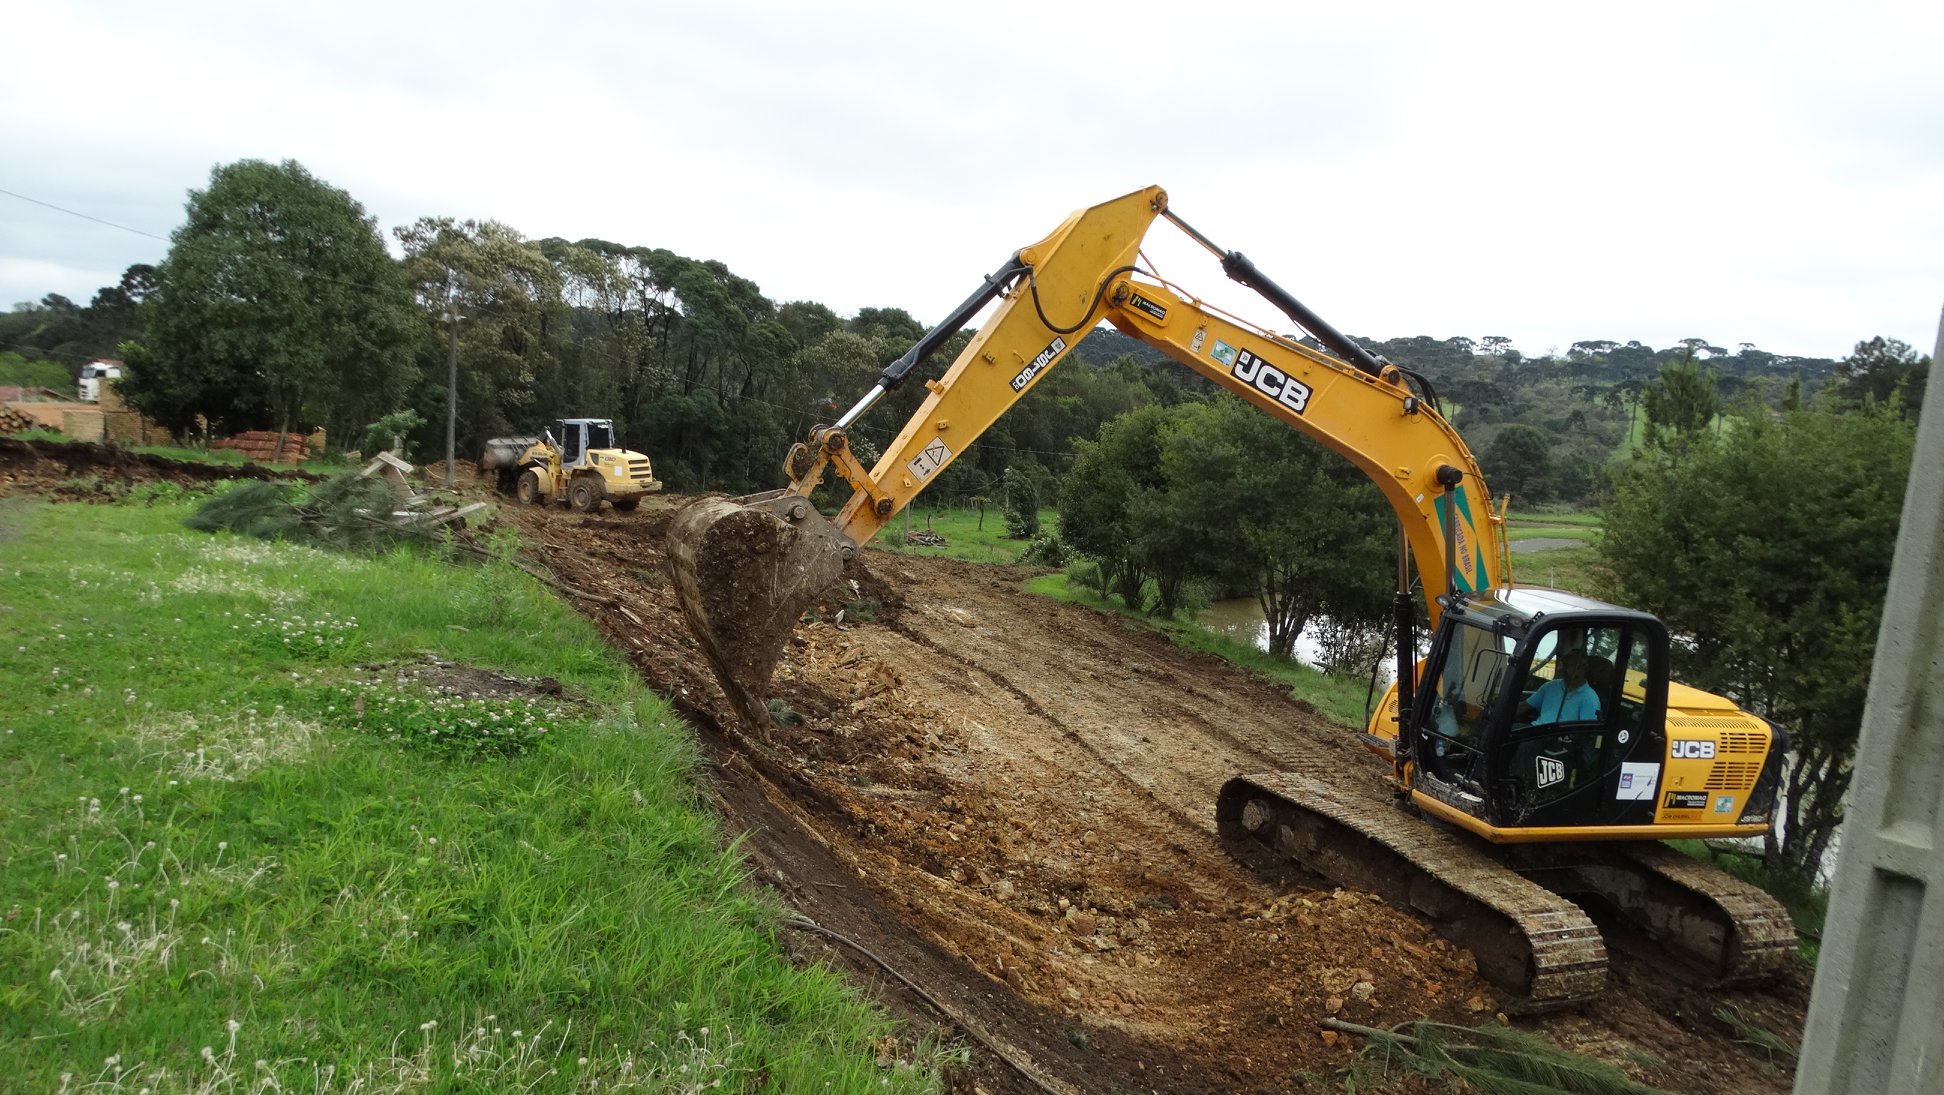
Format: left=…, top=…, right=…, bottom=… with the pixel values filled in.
left=665, top=493, right=851, bottom=731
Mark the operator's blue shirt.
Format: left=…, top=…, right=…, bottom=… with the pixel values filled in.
left=1528, top=679, right=1600, bottom=724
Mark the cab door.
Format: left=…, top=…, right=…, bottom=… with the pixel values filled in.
left=558, top=420, right=586, bottom=466
left=1488, top=621, right=1665, bottom=829
left=1407, top=614, right=1509, bottom=819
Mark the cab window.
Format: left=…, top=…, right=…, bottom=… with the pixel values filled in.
left=1418, top=618, right=1507, bottom=785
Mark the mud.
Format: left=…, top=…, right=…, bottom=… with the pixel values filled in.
left=4, top=442, right=1810, bottom=1093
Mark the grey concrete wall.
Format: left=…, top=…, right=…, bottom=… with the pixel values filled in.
left=1794, top=306, right=1944, bottom=1094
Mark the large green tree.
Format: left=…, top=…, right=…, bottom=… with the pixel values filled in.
left=394, top=217, right=565, bottom=450
left=1057, top=396, right=1393, bottom=642
left=1826, top=335, right=1929, bottom=419
left=1157, top=396, right=1392, bottom=657
left=1600, top=406, right=1915, bottom=881
left=123, top=160, right=420, bottom=443
left=1639, top=352, right=1721, bottom=455
left=1482, top=423, right=1553, bottom=500
left=1058, top=405, right=1171, bottom=611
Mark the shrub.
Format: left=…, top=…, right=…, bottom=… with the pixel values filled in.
left=1018, top=534, right=1070, bottom=567
left=1002, top=467, right=1040, bottom=538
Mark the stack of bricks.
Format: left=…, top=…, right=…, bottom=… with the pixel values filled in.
left=0, top=404, right=39, bottom=434
left=211, top=431, right=311, bottom=464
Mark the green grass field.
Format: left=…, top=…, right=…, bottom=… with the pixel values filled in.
left=1501, top=509, right=1605, bottom=594
left=867, top=503, right=1044, bottom=565
left=0, top=490, right=950, bottom=1093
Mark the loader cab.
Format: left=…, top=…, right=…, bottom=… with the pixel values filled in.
left=1407, top=588, right=1671, bottom=835
left=554, top=418, right=615, bottom=468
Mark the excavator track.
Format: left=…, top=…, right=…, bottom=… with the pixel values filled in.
left=1502, top=840, right=1798, bottom=985
left=1218, top=772, right=1609, bottom=1009
left=1217, top=774, right=1798, bottom=1008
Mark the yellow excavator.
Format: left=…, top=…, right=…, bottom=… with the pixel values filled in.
left=667, top=186, right=1796, bottom=1008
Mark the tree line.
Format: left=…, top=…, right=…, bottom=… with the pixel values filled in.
left=7, top=157, right=1917, bottom=514
left=1598, top=371, right=1921, bottom=882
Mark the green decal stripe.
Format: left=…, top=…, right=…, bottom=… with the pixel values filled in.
left=1456, top=486, right=1489, bottom=588
left=1433, top=489, right=1491, bottom=592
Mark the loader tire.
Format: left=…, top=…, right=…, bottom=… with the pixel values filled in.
left=516, top=470, right=543, bottom=506
left=570, top=477, right=603, bottom=514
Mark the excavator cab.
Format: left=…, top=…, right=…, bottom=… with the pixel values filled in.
left=1406, top=588, right=1671, bottom=836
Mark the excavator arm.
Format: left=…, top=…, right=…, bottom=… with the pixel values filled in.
left=770, top=185, right=1504, bottom=626
left=668, top=185, right=1517, bottom=731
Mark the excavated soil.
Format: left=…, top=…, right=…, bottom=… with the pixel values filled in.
left=2, top=445, right=1811, bottom=1094
left=496, top=495, right=1810, bottom=1095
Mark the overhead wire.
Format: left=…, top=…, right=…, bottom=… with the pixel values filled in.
left=0, top=187, right=169, bottom=242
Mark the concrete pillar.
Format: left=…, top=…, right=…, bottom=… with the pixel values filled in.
left=1794, top=306, right=1944, bottom=1094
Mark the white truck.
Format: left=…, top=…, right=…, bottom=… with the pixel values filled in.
left=77, top=361, right=123, bottom=403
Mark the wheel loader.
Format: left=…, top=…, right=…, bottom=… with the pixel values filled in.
left=664, top=186, right=1796, bottom=1009
left=480, top=418, right=661, bottom=513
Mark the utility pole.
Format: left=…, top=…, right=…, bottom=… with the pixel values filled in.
left=444, top=269, right=459, bottom=489
left=1794, top=303, right=1944, bottom=1095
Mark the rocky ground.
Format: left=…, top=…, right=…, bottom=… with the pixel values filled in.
left=0, top=443, right=1812, bottom=1094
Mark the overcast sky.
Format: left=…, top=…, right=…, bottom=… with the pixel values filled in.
left=6, top=0, right=1940, bottom=362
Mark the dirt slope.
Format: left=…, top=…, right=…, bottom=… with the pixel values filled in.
left=502, top=495, right=1808, bottom=1095
left=0, top=445, right=1807, bottom=1093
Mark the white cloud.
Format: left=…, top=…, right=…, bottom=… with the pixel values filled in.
left=5, top=0, right=1939, bottom=360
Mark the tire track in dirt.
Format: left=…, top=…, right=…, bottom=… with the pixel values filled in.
left=881, top=603, right=1292, bottom=845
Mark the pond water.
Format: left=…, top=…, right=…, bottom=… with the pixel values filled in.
left=1195, top=597, right=1402, bottom=686
left=1197, top=596, right=1324, bottom=664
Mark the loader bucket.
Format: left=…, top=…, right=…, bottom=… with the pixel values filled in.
left=665, top=494, right=851, bottom=732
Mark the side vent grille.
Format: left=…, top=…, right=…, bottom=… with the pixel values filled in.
left=1705, top=763, right=1762, bottom=792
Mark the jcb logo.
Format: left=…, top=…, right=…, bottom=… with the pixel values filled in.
left=1670, top=740, right=1716, bottom=760
left=1535, top=756, right=1565, bottom=789
left=1231, top=350, right=1312, bottom=414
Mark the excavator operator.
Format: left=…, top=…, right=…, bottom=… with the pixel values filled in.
left=1522, top=649, right=1603, bottom=725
